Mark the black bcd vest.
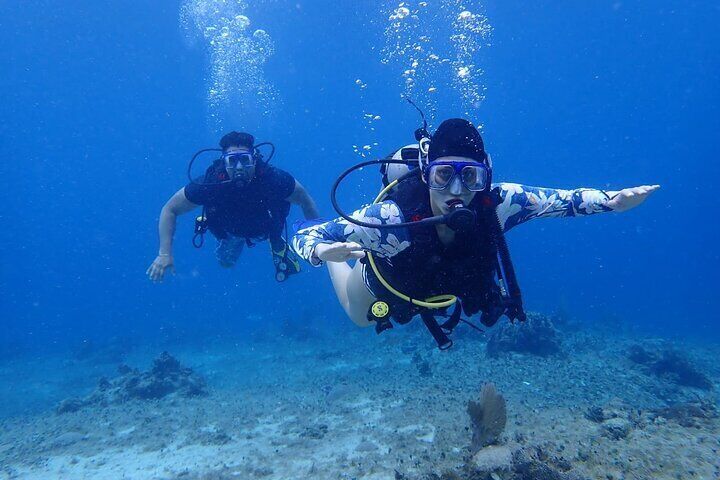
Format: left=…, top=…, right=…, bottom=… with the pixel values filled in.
left=200, top=160, right=289, bottom=242
left=368, top=173, right=513, bottom=327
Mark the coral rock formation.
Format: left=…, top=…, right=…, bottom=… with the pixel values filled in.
left=486, top=312, right=562, bottom=358
left=628, top=345, right=712, bottom=390
left=56, top=351, right=206, bottom=414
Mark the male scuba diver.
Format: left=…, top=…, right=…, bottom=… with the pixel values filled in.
left=147, top=131, right=319, bottom=283
left=292, top=118, right=659, bottom=349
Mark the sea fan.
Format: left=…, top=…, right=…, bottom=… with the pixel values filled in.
left=467, top=382, right=507, bottom=453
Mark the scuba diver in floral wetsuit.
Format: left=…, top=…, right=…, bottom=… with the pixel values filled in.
left=292, top=118, right=659, bottom=349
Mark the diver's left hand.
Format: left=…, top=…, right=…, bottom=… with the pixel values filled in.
left=606, top=185, right=660, bottom=212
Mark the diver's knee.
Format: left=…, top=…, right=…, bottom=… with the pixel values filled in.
left=350, top=314, right=373, bottom=328
left=347, top=297, right=375, bottom=328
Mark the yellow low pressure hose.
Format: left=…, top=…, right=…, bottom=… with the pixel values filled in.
left=365, top=179, right=456, bottom=309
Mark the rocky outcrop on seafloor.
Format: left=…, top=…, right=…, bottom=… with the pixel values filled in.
left=486, top=312, right=562, bottom=358
left=650, top=399, right=718, bottom=427
left=583, top=403, right=639, bottom=440
left=56, top=352, right=206, bottom=414
left=584, top=398, right=718, bottom=442
left=627, top=344, right=713, bottom=390
left=410, top=444, right=585, bottom=480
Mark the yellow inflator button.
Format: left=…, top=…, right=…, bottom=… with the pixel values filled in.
left=371, top=301, right=389, bottom=318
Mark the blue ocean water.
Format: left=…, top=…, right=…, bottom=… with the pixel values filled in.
left=0, top=0, right=718, bottom=422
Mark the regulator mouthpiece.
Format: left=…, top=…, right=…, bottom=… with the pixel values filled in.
left=445, top=202, right=476, bottom=232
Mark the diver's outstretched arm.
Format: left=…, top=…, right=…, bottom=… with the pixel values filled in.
left=605, top=185, right=660, bottom=212
left=286, top=180, right=320, bottom=219
left=495, top=183, right=660, bottom=232
left=147, top=188, right=199, bottom=282
left=291, top=201, right=411, bottom=266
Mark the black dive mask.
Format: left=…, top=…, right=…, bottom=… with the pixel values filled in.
left=187, top=142, right=275, bottom=187
left=223, top=151, right=255, bottom=183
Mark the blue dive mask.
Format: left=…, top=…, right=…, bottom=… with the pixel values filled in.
left=425, top=161, right=490, bottom=192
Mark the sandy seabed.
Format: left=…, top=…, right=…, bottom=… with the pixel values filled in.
left=1, top=320, right=718, bottom=480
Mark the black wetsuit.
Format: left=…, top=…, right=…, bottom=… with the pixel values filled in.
left=184, top=162, right=296, bottom=242
left=364, top=175, right=506, bottom=326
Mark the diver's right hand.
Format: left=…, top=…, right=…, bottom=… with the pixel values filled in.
left=314, top=242, right=366, bottom=263
left=146, top=254, right=175, bottom=282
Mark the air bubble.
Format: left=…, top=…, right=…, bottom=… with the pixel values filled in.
left=389, top=6, right=410, bottom=20
left=381, top=0, right=492, bottom=116
left=235, top=15, right=250, bottom=28
left=180, top=0, right=277, bottom=129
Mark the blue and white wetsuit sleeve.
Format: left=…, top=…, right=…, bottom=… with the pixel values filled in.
left=291, top=201, right=412, bottom=266
left=496, top=182, right=614, bottom=232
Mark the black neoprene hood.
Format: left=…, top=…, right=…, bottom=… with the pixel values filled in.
left=219, top=131, right=255, bottom=152
left=428, top=118, right=487, bottom=163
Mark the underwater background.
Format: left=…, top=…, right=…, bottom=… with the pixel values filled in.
left=1, top=1, right=719, bottom=478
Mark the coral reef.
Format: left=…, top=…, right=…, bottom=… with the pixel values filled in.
left=628, top=345, right=713, bottom=390
left=429, top=444, right=583, bottom=480
left=3, top=321, right=719, bottom=479
left=600, top=417, right=633, bottom=440
left=509, top=446, right=581, bottom=480
left=486, top=312, right=562, bottom=358
left=467, top=383, right=507, bottom=453
left=585, top=398, right=720, bottom=443
left=56, top=352, right=206, bottom=414
left=650, top=400, right=718, bottom=427
left=583, top=401, right=642, bottom=441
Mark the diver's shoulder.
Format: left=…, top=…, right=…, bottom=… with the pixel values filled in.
left=259, top=164, right=295, bottom=182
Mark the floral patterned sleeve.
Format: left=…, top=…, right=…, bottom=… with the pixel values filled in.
left=292, top=183, right=614, bottom=264
left=496, top=182, right=614, bottom=232
left=291, top=201, right=412, bottom=266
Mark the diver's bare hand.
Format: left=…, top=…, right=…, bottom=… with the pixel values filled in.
left=607, top=185, right=660, bottom=212
left=146, top=254, right=175, bottom=282
left=314, top=242, right=366, bottom=263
